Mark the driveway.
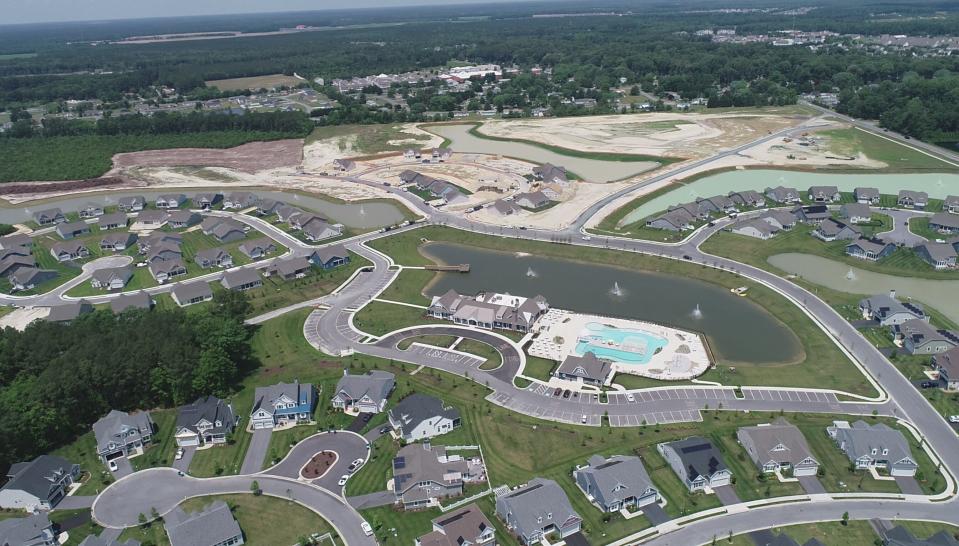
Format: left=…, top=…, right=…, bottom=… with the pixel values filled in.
left=564, top=532, right=591, bottom=546
left=56, top=495, right=96, bottom=510
left=240, top=428, right=273, bottom=474
left=347, top=413, right=372, bottom=433
left=712, top=485, right=742, bottom=506
left=172, top=447, right=195, bottom=472
left=642, top=503, right=671, bottom=526
left=262, top=431, right=369, bottom=493
left=895, top=476, right=923, bottom=495
left=797, top=475, right=826, bottom=495
left=347, top=491, right=395, bottom=510
left=110, top=457, right=133, bottom=480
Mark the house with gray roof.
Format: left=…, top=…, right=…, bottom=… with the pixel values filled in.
left=302, top=219, right=341, bottom=242
left=916, top=242, right=958, bottom=269
left=532, top=163, right=568, bottom=185
left=764, top=186, right=801, bottom=204
left=333, top=158, right=357, bottom=171
left=149, top=259, right=187, bottom=284
left=792, top=205, right=830, bottom=224
left=331, top=370, right=395, bottom=414
left=134, top=210, right=169, bottom=228
left=117, top=196, right=146, bottom=212
left=728, top=190, right=765, bottom=207
left=389, top=393, right=461, bottom=442
left=859, top=291, right=927, bottom=326
left=0, top=233, right=31, bottom=251
left=884, top=525, right=959, bottom=546
left=416, top=504, right=495, bottom=546
left=78, top=203, right=104, bottom=218
left=195, top=248, right=233, bottom=269
left=813, top=218, right=861, bottom=242
left=9, top=268, right=55, bottom=292
left=250, top=381, right=316, bottom=429
left=167, top=211, right=201, bottom=229
left=275, top=205, right=304, bottom=224
left=155, top=194, right=187, bottom=209
left=668, top=201, right=710, bottom=220
left=929, top=213, right=959, bottom=234
left=807, top=186, right=840, bottom=203
left=288, top=211, right=324, bottom=230
left=428, top=290, right=549, bottom=333
left=174, top=396, right=237, bottom=448
left=237, top=238, right=277, bottom=260
left=56, top=220, right=91, bottom=240
left=208, top=219, right=247, bottom=243
left=933, top=347, right=959, bottom=391
left=574, top=454, right=660, bottom=513
left=944, top=196, right=959, bottom=215
left=827, top=420, right=918, bottom=476
left=554, top=352, right=614, bottom=386
left=495, top=478, right=582, bottom=545
left=730, top=219, right=779, bottom=240
left=192, top=193, right=221, bottom=210
left=50, top=241, right=90, bottom=262
left=137, top=232, right=181, bottom=254
left=100, top=232, right=136, bottom=253
left=220, top=269, right=262, bottom=291
left=0, top=513, right=57, bottom=546
left=697, top=195, right=736, bottom=214
left=646, top=209, right=694, bottom=231
left=79, top=531, right=141, bottom=546
left=33, top=208, right=65, bottom=226
left=514, top=191, right=552, bottom=210
left=854, top=187, right=881, bottom=204
left=846, top=238, right=895, bottom=261
left=90, top=266, right=133, bottom=290
left=163, top=500, right=244, bottom=546
left=93, top=410, right=155, bottom=464
left=171, top=282, right=213, bottom=307
left=898, top=190, right=929, bottom=209
left=736, top=418, right=819, bottom=476
left=264, top=257, right=312, bottom=280
left=891, top=319, right=958, bottom=355
left=0, top=254, right=36, bottom=278
left=491, top=199, right=522, bottom=216
left=839, top=202, right=873, bottom=224
left=98, top=212, right=128, bottom=230
left=0, top=455, right=80, bottom=511
left=45, top=300, right=94, bottom=323
left=256, top=199, right=283, bottom=216
left=657, top=437, right=731, bottom=492
left=111, top=291, right=153, bottom=314
left=146, top=243, right=183, bottom=264
left=307, top=246, right=351, bottom=270
left=393, top=443, right=483, bottom=509
left=223, top=192, right=258, bottom=210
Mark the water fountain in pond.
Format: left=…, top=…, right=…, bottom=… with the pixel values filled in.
left=846, top=268, right=857, bottom=281
left=610, top=281, right=625, bottom=297
left=359, top=205, right=366, bottom=216
left=526, top=267, right=537, bottom=278
left=692, top=304, right=703, bottom=319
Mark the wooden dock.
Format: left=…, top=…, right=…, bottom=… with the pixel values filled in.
left=425, top=264, right=470, bottom=273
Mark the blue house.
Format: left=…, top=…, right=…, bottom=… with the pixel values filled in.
left=250, top=381, right=316, bottom=429
left=308, top=245, right=351, bottom=270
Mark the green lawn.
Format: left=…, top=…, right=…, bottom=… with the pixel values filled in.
left=52, top=432, right=112, bottom=496
left=377, top=269, right=433, bottom=304
left=821, top=127, right=959, bottom=172
left=353, top=301, right=446, bottom=337
left=397, top=335, right=456, bottom=350
left=119, top=520, right=170, bottom=546
left=910, top=216, right=949, bottom=242
left=51, top=509, right=103, bottom=546
left=709, top=430, right=804, bottom=501
left=638, top=446, right=722, bottom=518
left=723, top=521, right=878, bottom=546
left=457, top=339, right=502, bottom=369
left=130, top=410, right=178, bottom=471
left=523, top=356, right=555, bottom=381
left=188, top=431, right=253, bottom=478
left=179, top=494, right=332, bottom=546
left=345, top=434, right=399, bottom=496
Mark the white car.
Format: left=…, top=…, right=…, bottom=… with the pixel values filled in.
left=108, top=460, right=118, bottom=472
left=352, top=458, right=365, bottom=467
left=337, top=475, right=349, bottom=486
left=581, top=414, right=588, bottom=424
left=175, top=448, right=184, bottom=460
left=949, top=415, right=959, bottom=423
left=625, top=392, right=635, bottom=402
left=361, top=522, right=373, bottom=536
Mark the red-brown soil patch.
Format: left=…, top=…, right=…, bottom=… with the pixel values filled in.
left=301, top=451, right=337, bottom=479
left=112, top=139, right=304, bottom=172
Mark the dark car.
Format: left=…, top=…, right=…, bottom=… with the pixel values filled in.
left=553, top=388, right=562, bottom=397
left=920, top=381, right=936, bottom=389
left=562, top=389, right=571, bottom=399
left=362, top=413, right=372, bottom=422
left=379, top=426, right=391, bottom=434
left=683, top=255, right=692, bottom=260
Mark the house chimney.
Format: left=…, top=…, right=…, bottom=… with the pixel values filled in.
left=889, top=289, right=896, bottom=300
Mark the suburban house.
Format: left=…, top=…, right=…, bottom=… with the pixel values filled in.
left=288, top=212, right=324, bottom=230
left=845, top=238, right=895, bottom=261
left=149, top=259, right=187, bottom=283
left=736, top=418, right=820, bottom=476
left=90, top=266, right=133, bottom=290
left=668, top=201, right=710, bottom=220
left=415, top=504, right=496, bottom=546
left=883, top=526, right=959, bottom=546
left=0, top=455, right=80, bottom=511
left=0, top=254, right=35, bottom=278
left=696, top=195, right=737, bottom=214
left=393, top=443, right=483, bottom=509
left=155, top=194, right=187, bottom=209
left=573, top=454, right=660, bottom=513
left=388, top=393, right=461, bottom=442
left=223, top=192, right=258, bottom=210
left=495, top=478, right=582, bottom=545
left=308, top=245, right=351, bottom=269
left=514, top=191, right=551, bottom=210
left=859, top=291, right=927, bottom=326
left=554, top=352, right=614, bottom=386
left=117, top=196, right=146, bottom=212
left=173, top=396, right=237, bottom=448
left=171, top=282, right=214, bottom=307
left=44, top=301, right=94, bottom=323
left=249, top=381, right=316, bottom=429
left=163, top=500, right=244, bottom=546
left=78, top=203, right=104, bottom=218
left=238, top=238, right=277, bottom=260
left=98, top=212, right=128, bottom=231
left=33, top=208, right=65, bottom=225
left=491, top=199, right=522, bottom=216
left=111, top=291, right=153, bottom=314
left=193, top=193, right=221, bottom=210
left=646, top=209, right=694, bottom=231
left=167, top=211, right=201, bottom=229
left=333, top=158, right=357, bottom=171
left=404, top=148, right=422, bottom=160
left=0, top=233, right=31, bottom=251
left=0, top=513, right=57, bottom=546
left=897, top=190, right=928, bottom=209
left=839, top=203, right=873, bottom=224
left=93, top=410, right=155, bottom=464
left=944, top=196, right=959, bottom=214
left=826, top=420, right=918, bottom=477
left=532, top=163, right=568, bottom=185
left=791, top=205, right=830, bottom=224
left=331, top=370, right=395, bottom=414
left=10, top=268, right=56, bottom=291
left=891, top=319, right=958, bottom=355
left=915, top=242, right=958, bottom=269
left=50, top=241, right=90, bottom=262
left=220, top=269, right=262, bottom=291
left=275, top=206, right=304, bottom=224
left=302, top=220, right=342, bottom=242
left=204, top=219, right=247, bottom=243
left=728, top=190, right=765, bottom=207
left=657, top=437, right=732, bottom=492
left=195, top=248, right=234, bottom=269
left=813, top=218, right=861, bottom=242
left=730, top=219, right=780, bottom=240
left=147, top=243, right=183, bottom=263
left=135, top=210, right=169, bottom=228
left=933, top=347, right=959, bottom=391
left=264, top=257, right=313, bottom=280
left=256, top=199, right=283, bottom=216
left=428, top=290, right=549, bottom=332
left=854, top=187, right=881, bottom=204
left=807, top=186, right=840, bottom=203
left=56, top=220, right=91, bottom=240
left=929, top=213, right=959, bottom=234
left=432, top=147, right=453, bottom=161
left=764, top=186, right=801, bottom=204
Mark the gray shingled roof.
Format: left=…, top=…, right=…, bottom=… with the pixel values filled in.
left=495, top=478, right=581, bottom=540
left=0, top=513, right=54, bottom=546
left=662, top=436, right=728, bottom=480
left=575, top=455, right=656, bottom=508
left=1, top=455, right=75, bottom=500
left=389, top=393, right=460, bottom=434
left=252, top=382, right=315, bottom=415
left=737, top=418, right=817, bottom=469
left=93, top=410, right=154, bottom=454
left=832, top=421, right=915, bottom=465
left=556, top=352, right=612, bottom=383
left=163, top=500, right=242, bottom=546
left=175, top=396, right=235, bottom=437
left=884, top=525, right=959, bottom=546
left=171, top=282, right=213, bottom=303
left=334, top=370, right=395, bottom=404
left=221, top=268, right=261, bottom=289
left=393, top=444, right=468, bottom=495
left=45, top=300, right=93, bottom=322
left=111, top=291, right=153, bottom=314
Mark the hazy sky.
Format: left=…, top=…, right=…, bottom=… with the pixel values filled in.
left=0, top=0, right=521, bottom=25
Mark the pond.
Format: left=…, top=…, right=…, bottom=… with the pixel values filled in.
left=0, top=188, right=406, bottom=229
left=422, top=242, right=803, bottom=365
left=620, top=169, right=959, bottom=225
left=426, top=124, right=660, bottom=183
left=768, top=252, right=959, bottom=325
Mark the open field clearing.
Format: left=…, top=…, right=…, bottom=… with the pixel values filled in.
left=205, top=73, right=304, bottom=91
left=111, top=139, right=304, bottom=173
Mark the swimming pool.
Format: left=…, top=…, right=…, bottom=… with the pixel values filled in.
left=574, top=322, right=668, bottom=365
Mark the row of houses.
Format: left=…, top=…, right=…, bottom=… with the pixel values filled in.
left=252, top=201, right=345, bottom=242
left=647, top=190, right=766, bottom=231
left=399, top=170, right=469, bottom=205
left=29, top=192, right=235, bottom=228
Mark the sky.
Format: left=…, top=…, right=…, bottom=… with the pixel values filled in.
left=0, top=0, right=521, bottom=25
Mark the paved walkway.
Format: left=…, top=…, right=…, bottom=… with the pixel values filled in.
left=347, top=491, right=395, bottom=510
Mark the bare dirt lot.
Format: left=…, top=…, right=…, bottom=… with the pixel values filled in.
left=111, top=140, right=304, bottom=173
left=205, top=73, right=304, bottom=91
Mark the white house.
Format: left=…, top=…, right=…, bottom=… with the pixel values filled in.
left=388, top=393, right=461, bottom=442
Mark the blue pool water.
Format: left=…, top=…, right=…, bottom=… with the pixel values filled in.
left=574, top=322, right=668, bottom=365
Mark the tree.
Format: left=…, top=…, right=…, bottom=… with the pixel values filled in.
left=841, top=511, right=849, bottom=526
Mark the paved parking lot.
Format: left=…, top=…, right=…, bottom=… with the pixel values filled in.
left=406, top=343, right=486, bottom=368
left=739, top=388, right=838, bottom=404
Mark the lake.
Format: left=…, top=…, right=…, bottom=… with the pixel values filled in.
left=427, top=124, right=660, bottom=183
left=620, top=169, right=959, bottom=225
left=422, top=242, right=803, bottom=365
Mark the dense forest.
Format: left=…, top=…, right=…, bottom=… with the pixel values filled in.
left=0, top=294, right=253, bottom=472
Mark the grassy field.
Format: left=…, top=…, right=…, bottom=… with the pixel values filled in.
left=241, top=252, right=367, bottom=317
left=353, top=301, right=446, bottom=337
left=306, top=124, right=432, bottom=155
left=522, top=355, right=555, bottom=381
left=397, top=334, right=456, bottom=350
left=368, top=226, right=874, bottom=396
left=910, top=216, right=949, bottom=242
left=821, top=127, right=959, bottom=172
left=457, top=339, right=502, bottom=369
left=205, top=74, right=303, bottom=91
left=180, top=494, right=332, bottom=545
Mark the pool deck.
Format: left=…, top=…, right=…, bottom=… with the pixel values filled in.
left=528, top=309, right=711, bottom=381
